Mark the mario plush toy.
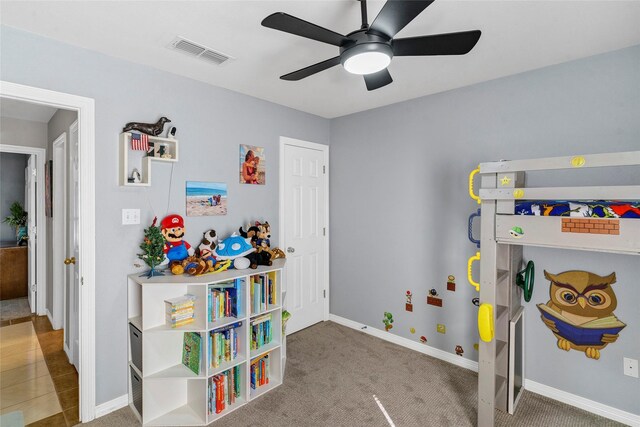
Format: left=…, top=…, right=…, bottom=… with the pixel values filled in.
left=160, top=214, right=194, bottom=274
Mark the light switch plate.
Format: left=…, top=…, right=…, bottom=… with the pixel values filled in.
left=122, top=209, right=140, bottom=225
left=623, top=357, right=638, bottom=378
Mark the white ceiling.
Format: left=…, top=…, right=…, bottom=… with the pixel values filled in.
left=2, top=1, right=640, bottom=118
left=0, top=98, right=58, bottom=123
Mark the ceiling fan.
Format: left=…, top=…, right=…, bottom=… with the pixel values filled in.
left=261, top=0, right=481, bottom=91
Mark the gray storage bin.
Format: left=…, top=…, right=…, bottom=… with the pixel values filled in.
left=129, top=322, right=142, bottom=372
left=130, top=366, right=143, bottom=417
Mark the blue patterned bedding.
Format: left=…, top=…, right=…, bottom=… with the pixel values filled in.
left=515, top=201, right=640, bottom=219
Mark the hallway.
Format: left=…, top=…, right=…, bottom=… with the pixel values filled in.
left=0, top=315, right=79, bottom=426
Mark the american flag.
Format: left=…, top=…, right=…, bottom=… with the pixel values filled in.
left=131, top=133, right=149, bottom=151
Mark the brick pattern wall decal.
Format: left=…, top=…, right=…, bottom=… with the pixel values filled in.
left=561, top=218, right=620, bottom=235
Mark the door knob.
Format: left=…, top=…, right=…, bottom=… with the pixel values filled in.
left=64, top=257, right=76, bottom=265
left=287, top=247, right=295, bottom=253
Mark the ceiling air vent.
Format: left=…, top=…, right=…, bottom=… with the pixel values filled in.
left=168, top=37, right=233, bottom=66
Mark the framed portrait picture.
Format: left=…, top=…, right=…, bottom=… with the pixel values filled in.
left=186, top=181, right=227, bottom=216
left=239, top=144, right=265, bottom=185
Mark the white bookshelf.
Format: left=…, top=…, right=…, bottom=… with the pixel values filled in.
left=119, top=132, right=179, bottom=187
left=127, top=259, right=285, bottom=426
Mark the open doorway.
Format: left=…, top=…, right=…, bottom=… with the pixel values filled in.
left=0, top=81, right=96, bottom=423
left=0, top=145, right=46, bottom=319
left=0, top=151, right=34, bottom=322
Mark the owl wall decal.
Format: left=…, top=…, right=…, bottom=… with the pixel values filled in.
left=537, top=270, right=626, bottom=360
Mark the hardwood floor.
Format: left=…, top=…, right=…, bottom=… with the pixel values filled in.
left=0, top=315, right=79, bottom=426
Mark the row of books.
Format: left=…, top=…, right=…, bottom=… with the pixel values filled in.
left=250, top=314, right=272, bottom=351
left=208, top=366, right=242, bottom=415
left=208, top=280, right=239, bottom=322
left=250, top=274, right=276, bottom=315
left=165, top=294, right=196, bottom=328
left=250, top=354, right=270, bottom=390
left=209, top=322, right=241, bottom=369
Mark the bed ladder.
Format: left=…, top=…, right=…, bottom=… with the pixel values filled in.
left=476, top=170, right=525, bottom=427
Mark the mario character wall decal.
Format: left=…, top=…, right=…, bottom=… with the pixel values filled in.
left=447, top=275, right=456, bottom=292
left=405, top=291, right=413, bottom=312
left=455, top=345, right=464, bottom=356
left=419, top=336, right=427, bottom=344
left=160, top=214, right=194, bottom=275
left=537, top=270, right=626, bottom=360
left=382, top=312, right=394, bottom=331
left=509, top=226, right=524, bottom=238
left=427, top=288, right=443, bottom=307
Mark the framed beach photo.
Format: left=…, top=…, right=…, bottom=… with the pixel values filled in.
left=186, top=181, right=228, bottom=216
left=239, top=144, right=265, bottom=185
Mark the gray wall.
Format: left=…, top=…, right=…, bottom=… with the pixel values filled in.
left=45, top=109, right=78, bottom=318
left=330, top=45, right=640, bottom=415
left=0, top=116, right=48, bottom=149
left=0, top=152, right=28, bottom=242
left=2, top=22, right=638, bottom=415
left=1, top=25, right=330, bottom=405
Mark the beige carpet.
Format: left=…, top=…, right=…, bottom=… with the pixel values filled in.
left=84, top=321, right=624, bottom=426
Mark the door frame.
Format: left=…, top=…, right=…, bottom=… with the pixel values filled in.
left=52, top=132, right=66, bottom=330
left=0, top=80, right=97, bottom=422
left=278, top=136, right=330, bottom=328
left=0, top=144, right=46, bottom=316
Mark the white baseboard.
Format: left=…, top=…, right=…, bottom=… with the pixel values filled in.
left=328, top=314, right=479, bottom=372
left=328, top=314, right=639, bottom=427
left=95, top=394, right=128, bottom=419
left=525, top=380, right=640, bottom=427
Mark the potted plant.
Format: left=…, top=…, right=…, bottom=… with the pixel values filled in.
left=3, top=201, right=28, bottom=245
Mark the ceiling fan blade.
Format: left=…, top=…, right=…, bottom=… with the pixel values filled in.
left=368, top=0, right=435, bottom=39
left=280, top=56, right=342, bottom=81
left=363, top=69, right=393, bottom=91
left=262, top=12, right=352, bottom=47
left=393, top=30, right=481, bottom=56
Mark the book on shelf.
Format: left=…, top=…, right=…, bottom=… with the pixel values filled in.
left=182, top=332, right=202, bottom=375
left=250, top=314, right=272, bottom=351
left=165, top=294, right=196, bottom=328
left=208, top=365, right=242, bottom=415
left=209, top=279, right=241, bottom=322
left=250, top=274, right=277, bottom=315
left=250, top=354, right=270, bottom=389
left=209, top=321, right=242, bottom=369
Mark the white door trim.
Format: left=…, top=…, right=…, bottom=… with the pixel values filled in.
left=52, top=133, right=67, bottom=331
left=0, top=144, right=46, bottom=316
left=278, top=136, right=330, bottom=325
left=0, top=80, right=97, bottom=422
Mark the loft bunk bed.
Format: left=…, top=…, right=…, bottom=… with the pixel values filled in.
left=468, top=151, right=640, bottom=427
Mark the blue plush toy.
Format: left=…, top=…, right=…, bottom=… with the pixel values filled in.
left=213, top=233, right=255, bottom=269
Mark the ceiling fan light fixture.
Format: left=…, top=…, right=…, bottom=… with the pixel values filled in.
left=343, top=51, right=391, bottom=75
left=340, top=42, right=393, bottom=75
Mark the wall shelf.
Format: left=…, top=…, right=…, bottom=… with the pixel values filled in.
left=119, top=132, right=179, bottom=187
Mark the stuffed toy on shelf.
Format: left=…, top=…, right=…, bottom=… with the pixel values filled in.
left=197, top=229, right=218, bottom=273
left=213, top=233, right=256, bottom=269
left=160, top=214, right=195, bottom=275
left=239, top=220, right=286, bottom=265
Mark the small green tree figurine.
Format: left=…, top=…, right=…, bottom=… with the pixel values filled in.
left=138, top=217, right=165, bottom=277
